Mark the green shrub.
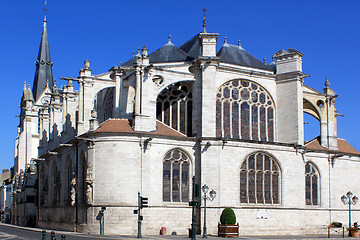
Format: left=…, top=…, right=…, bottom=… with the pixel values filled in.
left=220, top=208, right=236, bottom=224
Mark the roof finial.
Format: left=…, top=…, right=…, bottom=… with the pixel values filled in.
left=24, top=82, right=27, bottom=90
left=224, top=36, right=227, bottom=44
left=43, top=0, right=48, bottom=21
left=325, top=77, right=330, bottom=87
left=202, top=8, right=207, bottom=33
left=168, top=34, right=172, bottom=43
left=263, top=58, right=266, bottom=64
left=132, top=51, right=135, bottom=58
left=238, top=39, right=242, bottom=48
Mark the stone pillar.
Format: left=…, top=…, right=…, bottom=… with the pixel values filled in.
left=274, top=49, right=306, bottom=145
left=197, top=32, right=219, bottom=137
left=135, top=66, right=141, bottom=115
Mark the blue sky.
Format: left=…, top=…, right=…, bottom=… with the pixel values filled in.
left=0, top=1, right=359, bottom=171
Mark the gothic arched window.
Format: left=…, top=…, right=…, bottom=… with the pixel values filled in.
left=240, top=152, right=280, bottom=204
left=156, top=82, right=192, bottom=136
left=216, top=80, right=275, bottom=141
left=163, top=149, right=190, bottom=202
left=103, top=87, right=114, bottom=121
left=52, top=163, right=60, bottom=205
left=305, top=162, right=319, bottom=206
left=65, top=156, right=72, bottom=205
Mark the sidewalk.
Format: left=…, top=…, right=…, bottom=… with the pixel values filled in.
left=0, top=223, right=348, bottom=240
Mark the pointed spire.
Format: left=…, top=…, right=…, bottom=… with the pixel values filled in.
left=32, top=1, right=54, bottom=100
left=202, top=8, right=207, bottom=33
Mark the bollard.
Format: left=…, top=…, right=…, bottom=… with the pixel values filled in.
left=50, top=231, right=56, bottom=240
left=61, top=234, right=66, bottom=240
left=41, top=230, right=46, bottom=240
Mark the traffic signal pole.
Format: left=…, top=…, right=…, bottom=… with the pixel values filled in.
left=137, top=192, right=142, bottom=238
left=137, top=192, right=148, bottom=238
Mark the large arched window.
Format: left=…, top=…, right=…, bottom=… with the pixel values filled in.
left=216, top=80, right=275, bottom=141
left=163, top=149, right=190, bottom=202
left=305, top=162, right=319, bottom=206
left=240, top=152, right=280, bottom=204
left=156, top=82, right=192, bottom=136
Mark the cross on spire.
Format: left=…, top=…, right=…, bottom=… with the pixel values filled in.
left=202, top=8, right=207, bottom=33
left=44, top=0, right=48, bottom=17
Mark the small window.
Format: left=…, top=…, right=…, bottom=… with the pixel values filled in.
left=305, top=162, right=319, bottom=206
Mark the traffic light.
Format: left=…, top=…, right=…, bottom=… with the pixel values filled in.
left=140, top=197, right=148, bottom=209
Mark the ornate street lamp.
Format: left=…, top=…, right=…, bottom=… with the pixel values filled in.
left=202, top=184, right=216, bottom=238
left=341, top=191, right=358, bottom=233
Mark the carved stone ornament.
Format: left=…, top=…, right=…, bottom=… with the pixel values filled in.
left=70, top=178, right=76, bottom=206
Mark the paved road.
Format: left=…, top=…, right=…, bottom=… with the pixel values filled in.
left=0, top=223, right=348, bottom=239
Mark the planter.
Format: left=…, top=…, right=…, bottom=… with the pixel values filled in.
left=218, top=223, right=239, bottom=238
left=351, top=230, right=360, bottom=237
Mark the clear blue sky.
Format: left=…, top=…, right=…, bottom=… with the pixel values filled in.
left=0, top=1, right=359, bottom=171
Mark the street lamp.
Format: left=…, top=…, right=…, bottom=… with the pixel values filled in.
left=202, top=184, right=216, bottom=238
left=341, top=191, right=358, bottom=232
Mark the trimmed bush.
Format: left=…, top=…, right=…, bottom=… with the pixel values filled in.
left=220, top=208, right=236, bottom=224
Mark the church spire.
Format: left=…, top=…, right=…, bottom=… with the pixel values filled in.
left=32, top=1, right=54, bottom=101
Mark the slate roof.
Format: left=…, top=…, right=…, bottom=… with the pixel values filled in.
left=179, top=34, right=202, bottom=59
left=94, top=119, right=187, bottom=138
left=122, top=33, right=276, bottom=72
left=305, top=136, right=360, bottom=155
left=123, top=42, right=194, bottom=66
left=217, top=43, right=274, bottom=71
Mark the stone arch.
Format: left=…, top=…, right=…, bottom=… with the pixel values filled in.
left=93, top=87, right=115, bottom=123
left=216, top=79, right=275, bottom=141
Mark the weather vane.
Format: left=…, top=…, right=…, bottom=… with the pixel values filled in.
left=202, top=8, right=207, bottom=33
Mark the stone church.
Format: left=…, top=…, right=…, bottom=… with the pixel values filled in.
left=13, top=13, right=360, bottom=236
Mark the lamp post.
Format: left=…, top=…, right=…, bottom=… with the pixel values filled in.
left=202, top=184, right=216, bottom=238
left=341, top=191, right=358, bottom=232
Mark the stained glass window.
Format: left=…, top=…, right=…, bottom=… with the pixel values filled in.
left=216, top=80, right=275, bottom=141
left=240, top=152, right=281, bottom=204
left=163, top=149, right=191, bottom=202
left=103, top=87, right=114, bottom=121
left=156, top=82, right=192, bottom=136
left=305, top=162, right=320, bottom=206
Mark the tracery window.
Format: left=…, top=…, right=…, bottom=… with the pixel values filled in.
left=240, top=152, right=280, bottom=204
left=305, top=162, right=319, bottom=206
left=216, top=80, right=275, bottom=141
left=156, top=82, right=192, bottom=136
left=163, top=149, right=190, bottom=202
left=103, top=87, right=114, bottom=121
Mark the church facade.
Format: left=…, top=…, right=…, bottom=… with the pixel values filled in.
left=13, top=15, right=360, bottom=236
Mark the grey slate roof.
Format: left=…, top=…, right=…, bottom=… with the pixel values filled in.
left=217, top=43, right=274, bottom=71
left=32, top=16, right=54, bottom=101
left=148, top=42, right=193, bottom=63
left=179, top=34, right=202, bottom=59
left=122, top=33, right=276, bottom=72
left=122, top=42, right=193, bottom=66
